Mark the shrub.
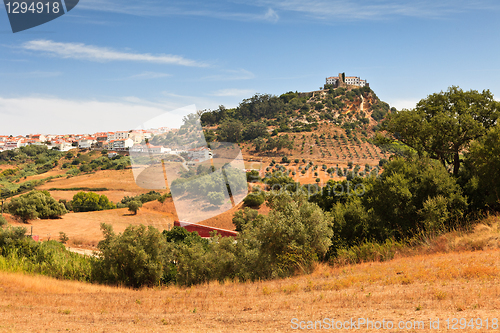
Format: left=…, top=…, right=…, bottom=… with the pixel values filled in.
left=71, top=192, right=116, bottom=212
left=157, top=192, right=172, bottom=203
left=207, top=192, right=225, bottom=206
left=7, top=190, right=67, bottom=222
left=0, top=215, right=7, bottom=227
left=79, top=164, right=92, bottom=173
left=243, top=192, right=265, bottom=208
left=364, top=156, right=467, bottom=240
left=127, top=200, right=142, bottom=215
left=59, top=232, right=69, bottom=244
left=0, top=227, right=92, bottom=282
left=93, top=224, right=173, bottom=288
left=246, top=170, right=260, bottom=183
left=120, top=191, right=162, bottom=206
left=58, top=199, right=73, bottom=211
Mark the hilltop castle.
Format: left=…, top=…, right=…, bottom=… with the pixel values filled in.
left=326, top=73, right=368, bottom=88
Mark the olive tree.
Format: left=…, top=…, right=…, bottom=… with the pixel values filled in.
left=382, top=86, right=500, bottom=174
left=7, top=190, right=67, bottom=223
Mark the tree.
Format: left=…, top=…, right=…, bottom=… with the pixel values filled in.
left=382, top=86, right=500, bottom=175
left=242, top=121, right=268, bottom=141
left=207, top=192, right=225, bottom=206
left=71, top=192, right=116, bottom=212
left=465, top=124, right=500, bottom=210
left=364, top=156, right=467, bottom=239
left=243, top=192, right=265, bottom=208
left=7, top=190, right=67, bottom=223
left=93, top=223, right=172, bottom=288
left=0, top=215, right=7, bottom=227
left=217, top=119, right=243, bottom=143
left=127, top=200, right=142, bottom=215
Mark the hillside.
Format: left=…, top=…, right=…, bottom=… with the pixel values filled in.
left=1, top=222, right=500, bottom=332
left=0, top=86, right=395, bottom=244
left=148, top=86, right=394, bottom=185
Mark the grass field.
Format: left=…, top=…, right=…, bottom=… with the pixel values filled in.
left=6, top=200, right=177, bottom=248
left=1, top=216, right=499, bottom=332
left=0, top=248, right=499, bottom=332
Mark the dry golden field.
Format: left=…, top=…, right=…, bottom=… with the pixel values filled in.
left=6, top=200, right=177, bottom=248
left=0, top=248, right=499, bottom=332
left=0, top=218, right=500, bottom=332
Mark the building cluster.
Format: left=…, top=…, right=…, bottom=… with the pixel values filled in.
left=326, top=73, right=368, bottom=88
left=0, top=128, right=170, bottom=152
left=0, top=126, right=213, bottom=163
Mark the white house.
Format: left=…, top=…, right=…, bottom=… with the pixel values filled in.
left=78, top=137, right=96, bottom=149
left=109, top=138, right=134, bottom=151
left=49, top=140, right=73, bottom=151
left=130, top=144, right=171, bottom=154
left=3, top=139, right=24, bottom=150
left=108, top=131, right=130, bottom=142
left=187, top=147, right=212, bottom=162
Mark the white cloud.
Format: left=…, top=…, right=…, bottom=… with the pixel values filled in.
left=210, top=88, right=256, bottom=97
left=78, top=0, right=280, bottom=22
left=0, top=71, right=62, bottom=78
left=21, top=40, right=208, bottom=67
left=0, top=96, right=182, bottom=135
left=252, top=0, right=499, bottom=20
left=387, top=98, right=419, bottom=110
left=125, top=72, right=172, bottom=80
left=201, top=69, right=255, bottom=81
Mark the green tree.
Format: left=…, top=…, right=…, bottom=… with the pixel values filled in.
left=127, top=200, right=142, bottom=215
left=242, top=121, right=268, bottom=141
left=243, top=192, right=265, bottom=208
left=252, top=192, right=333, bottom=276
left=207, top=191, right=225, bottom=206
left=218, top=119, right=243, bottom=143
left=464, top=124, right=500, bottom=210
left=93, top=223, right=173, bottom=288
left=71, top=192, right=116, bottom=212
left=0, top=215, right=7, bottom=227
left=382, top=86, right=500, bottom=174
left=364, top=156, right=467, bottom=239
left=7, top=190, right=67, bottom=223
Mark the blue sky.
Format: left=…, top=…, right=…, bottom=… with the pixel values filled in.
left=1, top=0, right=500, bottom=135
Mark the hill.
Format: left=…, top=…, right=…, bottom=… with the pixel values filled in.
left=0, top=86, right=395, bottom=244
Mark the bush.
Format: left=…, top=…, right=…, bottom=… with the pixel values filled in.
left=79, top=164, right=92, bottom=173
left=465, top=124, right=500, bottom=211
left=246, top=170, right=260, bottom=183
left=0, top=215, right=7, bottom=227
left=243, top=192, right=265, bottom=208
left=157, top=192, right=172, bottom=203
left=127, top=200, right=142, bottom=215
left=71, top=192, right=116, bottom=212
left=92, top=224, right=173, bottom=288
left=364, top=156, right=467, bottom=240
left=120, top=191, right=162, bottom=206
left=7, top=190, right=67, bottom=222
left=0, top=226, right=92, bottom=282
left=207, top=192, right=225, bottom=206
left=59, top=232, right=69, bottom=244
left=58, top=199, right=73, bottom=211
left=378, top=158, right=388, bottom=167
